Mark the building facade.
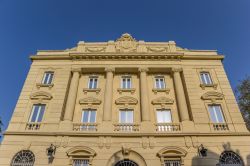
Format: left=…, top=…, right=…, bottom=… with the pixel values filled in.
left=0, top=33, right=250, bottom=166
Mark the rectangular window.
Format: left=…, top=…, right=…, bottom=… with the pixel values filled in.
left=88, top=76, right=98, bottom=89
left=29, top=104, right=46, bottom=122
left=121, top=76, right=132, bottom=89
left=208, top=105, right=225, bottom=123
left=42, top=72, right=54, bottom=84
left=155, top=76, right=165, bottom=89
left=73, top=159, right=89, bottom=166
left=164, top=160, right=181, bottom=166
left=200, top=72, right=213, bottom=85
left=81, top=109, right=96, bottom=123
left=156, top=109, right=172, bottom=123
left=119, top=109, right=133, bottom=123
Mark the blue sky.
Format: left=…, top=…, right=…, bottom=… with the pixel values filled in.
left=0, top=0, right=249, bottom=134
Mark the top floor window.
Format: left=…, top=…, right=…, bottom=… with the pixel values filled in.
left=200, top=72, right=212, bottom=85
left=88, top=76, right=98, bottom=89
left=155, top=76, right=165, bottom=89
left=121, top=76, right=132, bottom=89
left=29, top=104, right=46, bottom=122
left=119, top=109, right=133, bottom=123
left=208, top=105, right=225, bottom=123
left=42, top=72, right=54, bottom=84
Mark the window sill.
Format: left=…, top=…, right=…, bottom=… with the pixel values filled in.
left=36, top=83, right=54, bottom=89
left=83, top=88, right=101, bottom=94
left=152, top=88, right=170, bottom=94
left=200, top=84, right=218, bottom=90
left=117, top=88, right=136, bottom=94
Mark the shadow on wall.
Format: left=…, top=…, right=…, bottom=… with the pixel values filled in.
left=192, top=142, right=247, bottom=166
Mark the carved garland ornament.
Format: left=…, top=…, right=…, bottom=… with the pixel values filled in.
left=30, top=91, right=53, bottom=100
left=151, top=97, right=174, bottom=105
left=201, top=91, right=224, bottom=102
left=115, top=96, right=138, bottom=105
left=79, top=97, right=101, bottom=105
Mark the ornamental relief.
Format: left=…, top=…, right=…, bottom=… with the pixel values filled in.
left=115, top=33, right=138, bottom=53
left=85, top=47, right=106, bottom=53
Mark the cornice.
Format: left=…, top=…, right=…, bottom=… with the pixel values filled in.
left=4, top=131, right=250, bottom=137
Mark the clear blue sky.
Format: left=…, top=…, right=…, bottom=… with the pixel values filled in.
left=0, top=0, right=249, bottom=134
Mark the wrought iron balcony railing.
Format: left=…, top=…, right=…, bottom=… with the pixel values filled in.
left=211, top=123, right=229, bottom=131
left=26, top=122, right=41, bottom=130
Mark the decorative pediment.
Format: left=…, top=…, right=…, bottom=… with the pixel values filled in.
left=152, top=97, right=174, bottom=105
left=67, top=146, right=96, bottom=157
left=157, top=146, right=187, bottom=157
left=201, top=91, right=224, bottom=101
left=115, top=96, right=138, bottom=105
left=79, top=97, right=101, bottom=105
left=115, top=33, right=138, bottom=53
left=30, top=91, right=52, bottom=100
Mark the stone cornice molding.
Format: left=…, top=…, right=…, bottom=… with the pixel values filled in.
left=172, top=67, right=183, bottom=73
left=71, top=68, right=82, bottom=73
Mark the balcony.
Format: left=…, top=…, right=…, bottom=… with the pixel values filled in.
left=114, top=123, right=140, bottom=132
left=211, top=123, right=229, bottom=131
left=73, top=123, right=98, bottom=131
left=26, top=122, right=41, bottom=130
left=155, top=123, right=181, bottom=132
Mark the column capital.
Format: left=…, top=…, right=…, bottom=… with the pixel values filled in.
left=138, top=67, right=149, bottom=73
left=172, top=67, right=183, bottom=73
left=71, top=68, right=81, bottom=73
left=105, top=67, right=115, bottom=73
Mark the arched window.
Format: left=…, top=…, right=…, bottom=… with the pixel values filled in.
left=11, top=150, right=35, bottom=166
left=115, top=159, right=138, bottom=166
left=219, top=151, right=243, bottom=166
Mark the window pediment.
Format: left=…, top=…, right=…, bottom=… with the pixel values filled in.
left=152, top=97, right=174, bottom=105
left=157, top=146, right=187, bottom=157
left=67, top=146, right=96, bottom=157
left=201, top=91, right=224, bottom=101
left=79, top=97, right=101, bottom=105
left=115, top=96, right=138, bottom=105
left=30, top=91, right=52, bottom=100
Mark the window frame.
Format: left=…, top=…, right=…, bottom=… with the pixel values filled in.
left=154, top=76, right=166, bottom=89
left=156, top=109, right=172, bottom=123
left=208, top=104, right=226, bottom=123
left=119, top=109, right=134, bottom=123
left=200, top=72, right=213, bottom=85
left=121, top=75, right=132, bottom=89
left=81, top=109, right=97, bottom=123
left=29, top=104, right=46, bottom=123
left=88, top=76, right=98, bottom=89
left=41, top=71, right=54, bottom=85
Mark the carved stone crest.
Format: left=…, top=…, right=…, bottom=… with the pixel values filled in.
left=115, top=33, right=138, bottom=52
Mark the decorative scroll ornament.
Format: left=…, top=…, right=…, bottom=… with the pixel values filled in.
left=115, top=96, right=138, bottom=105
left=30, top=91, right=52, bottom=100
left=79, top=97, right=101, bottom=105
left=201, top=91, right=224, bottom=102
left=115, top=33, right=138, bottom=52
left=151, top=97, right=174, bottom=105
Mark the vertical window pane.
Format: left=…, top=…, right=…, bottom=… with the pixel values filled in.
left=82, top=111, right=89, bottom=122
left=127, top=78, right=131, bottom=88
left=89, top=111, right=96, bottom=123
left=208, top=106, right=217, bottom=122
left=127, top=111, right=133, bottom=123
left=214, top=106, right=224, bottom=122
left=37, top=105, right=45, bottom=122
left=88, top=78, right=93, bottom=89
left=120, top=111, right=126, bottom=123
left=93, top=78, right=97, bottom=88
left=30, top=106, right=39, bottom=122
left=122, top=78, right=126, bottom=88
